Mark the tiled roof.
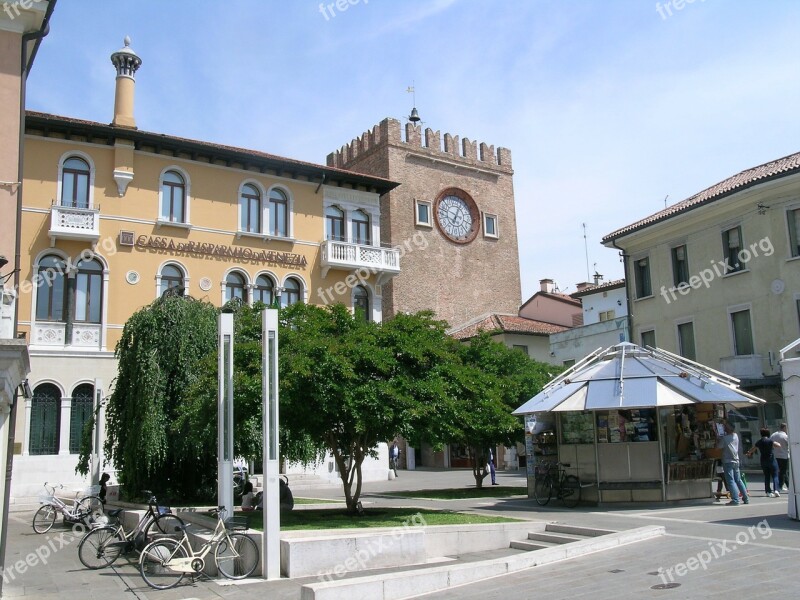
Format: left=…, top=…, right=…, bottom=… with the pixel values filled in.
left=449, top=314, right=569, bottom=340
left=25, top=111, right=400, bottom=194
left=603, top=150, right=800, bottom=242
left=519, top=290, right=582, bottom=311
left=571, top=279, right=626, bottom=298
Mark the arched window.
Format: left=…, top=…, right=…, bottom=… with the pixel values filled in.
left=325, top=205, right=345, bottom=242
left=354, top=285, right=370, bottom=321
left=353, top=210, right=371, bottom=245
left=74, top=258, right=103, bottom=323
left=159, top=264, right=185, bottom=296
left=283, top=277, right=302, bottom=307
left=30, top=383, right=60, bottom=455
left=35, top=255, right=67, bottom=322
left=160, top=170, right=186, bottom=223
left=69, top=384, right=94, bottom=454
left=254, top=274, right=274, bottom=306
left=239, top=183, right=261, bottom=233
left=225, top=271, right=248, bottom=303
left=269, top=188, right=288, bottom=237
left=61, top=157, right=91, bottom=208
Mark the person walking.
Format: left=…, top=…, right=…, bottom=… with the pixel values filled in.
left=771, top=423, right=790, bottom=492
left=747, top=427, right=782, bottom=497
left=721, top=423, right=749, bottom=505
left=390, top=441, right=400, bottom=478
left=489, top=447, right=498, bottom=485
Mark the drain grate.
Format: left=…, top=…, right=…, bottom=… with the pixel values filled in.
left=651, top=583, right=681, bottom=590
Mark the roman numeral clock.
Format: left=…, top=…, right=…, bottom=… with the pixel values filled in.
left=434, top=188, right=480, bottom=244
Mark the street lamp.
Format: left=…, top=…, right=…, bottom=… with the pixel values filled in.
left=262, top=308, right=280, bottom=579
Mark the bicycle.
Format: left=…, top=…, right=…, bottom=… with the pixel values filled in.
left=232, top=465, right=248, bottom=497
left=139, top=506, right=258, bottom=589
left=533, top=462, right=581, bottom=508
left=33, top=483, right=104, bottom=534
left=77, top=491, right=186, bottom=570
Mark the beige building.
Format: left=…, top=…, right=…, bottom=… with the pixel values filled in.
left=13, top=39, right=400, bottom=496
left=603, top=151, right=800, bottom=464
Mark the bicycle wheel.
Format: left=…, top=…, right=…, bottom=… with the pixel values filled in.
left=33, top=504, right=57, bottom=533
left=561, top=475, right=581, bottom=508
left=78, top=526, right=125, bottom=569
left=144, top=513, right=186, bottom=539
left=215, top=532, right=258, bottom=579
left=139, top=538, right=187, bottom=590
left=76, top=495, right=104, bottom=525
left=533, top=475, right=553, bottom=506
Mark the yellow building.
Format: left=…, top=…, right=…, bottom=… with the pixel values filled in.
left=12, top=39, right=399, bottom=497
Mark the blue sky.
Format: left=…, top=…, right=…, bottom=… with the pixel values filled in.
left=26, top=0, right=800, bottom=301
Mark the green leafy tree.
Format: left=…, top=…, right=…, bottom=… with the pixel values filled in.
left=102, top=296, right=218, bottom=499
left=456, top=333, right=557, bottom=488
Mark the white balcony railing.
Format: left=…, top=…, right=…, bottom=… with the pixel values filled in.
left=320, top=240, right=401, bottom=283
left=719, top=355, right=763, bottom=380
left=49, top=204, right=100, bottom=244
left=32, top=322, right=101, bottom=349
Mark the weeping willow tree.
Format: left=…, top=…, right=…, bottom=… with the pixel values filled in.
left=103, top=295, right=218, bottom=500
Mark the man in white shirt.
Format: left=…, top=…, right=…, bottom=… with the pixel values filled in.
left=771, top=423, right=790, bottom=492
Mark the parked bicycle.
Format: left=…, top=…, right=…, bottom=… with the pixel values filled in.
left=77, top=491, right=186, bottom=570
left=533, top=462, right=581, bottom=508
left=139, top=506, right=258, bottom=589
left=33, top=483, right=104, bottom=534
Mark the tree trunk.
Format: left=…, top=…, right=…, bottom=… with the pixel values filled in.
left=471, top=446, right=489, bottom=489
left=332, top=445, right=366, bottom=513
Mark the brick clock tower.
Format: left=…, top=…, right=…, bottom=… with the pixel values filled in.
left=327, top=118, right=521, bottom=329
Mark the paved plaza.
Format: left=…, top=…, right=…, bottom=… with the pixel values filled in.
left=3, top=468, right=798, bottom=599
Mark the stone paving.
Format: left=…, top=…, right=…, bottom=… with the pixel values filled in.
left=2, top=468, right=798, bottom=599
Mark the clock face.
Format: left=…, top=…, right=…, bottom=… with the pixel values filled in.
left=433, top=189, right=479, bottom=243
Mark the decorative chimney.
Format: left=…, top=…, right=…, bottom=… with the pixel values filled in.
left=539, top=278, right=555, bottom=293
left=593, top=272, right=604, bottom=286
left=110, top=36, right=142, bottom=128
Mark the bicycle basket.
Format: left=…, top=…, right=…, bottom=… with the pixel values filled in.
left=156, top=506, right=172, bottom=516
left=84, top=485, right=101, bottom=496
left=534, top=464, right=553, bottom=477
left=224, top=516, right=249, bottom=531
left=38, top=493, right=55, bottom=504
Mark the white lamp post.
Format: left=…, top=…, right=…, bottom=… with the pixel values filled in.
left=262, top=308, right=280, bottom=579
left=218, top=312, right=234, bottom=515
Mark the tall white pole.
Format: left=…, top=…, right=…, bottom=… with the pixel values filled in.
left=218, top=312, right=234, bottom=515
left=262, top=309, right=280, bottom=579
left=92, top=379, right=104, bottom=485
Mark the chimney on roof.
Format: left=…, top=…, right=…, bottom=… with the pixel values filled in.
left=593, top=272, right=604, bottom=286
left=539, top=279, right=555, bottom=293
left=576, top=282, right=593, bottom=291
left=110, top=36, right=142, bottom=128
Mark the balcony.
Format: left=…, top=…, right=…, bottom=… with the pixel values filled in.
left=719, top=355, right=764, bottom=381
left=32, top=323, right=101, bottom=350
left=49, top=204, right=100, bottom=245
left=320, top=240, right=400, bottom=284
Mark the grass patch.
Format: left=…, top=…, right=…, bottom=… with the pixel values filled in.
left=294, top=497, right=341, bottom=505
left=381, top=486, right=527, bottom=500
left=235, top=507, right=521, bottom=531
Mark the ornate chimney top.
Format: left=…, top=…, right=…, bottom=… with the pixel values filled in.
left=110, top=36, right=142, bottom=80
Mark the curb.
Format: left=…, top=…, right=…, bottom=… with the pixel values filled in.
left=299, top=525, right=665, bottom=600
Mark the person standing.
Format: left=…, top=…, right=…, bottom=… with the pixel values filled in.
left=390, top=441, right=400, bottom=478
left=721, top=423, right=749, bottom=505
left=747, top=427, right=782, bottom=497
left=489, top=448, right=498, bottom=485
left=771, top=423, right=790, bottom=492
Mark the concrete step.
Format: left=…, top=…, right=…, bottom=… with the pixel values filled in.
left=545, top=523, right=617, bottom=537
left=509, top=540, right=559, bottom=551
left=526, top=531, right=586, bottom=545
